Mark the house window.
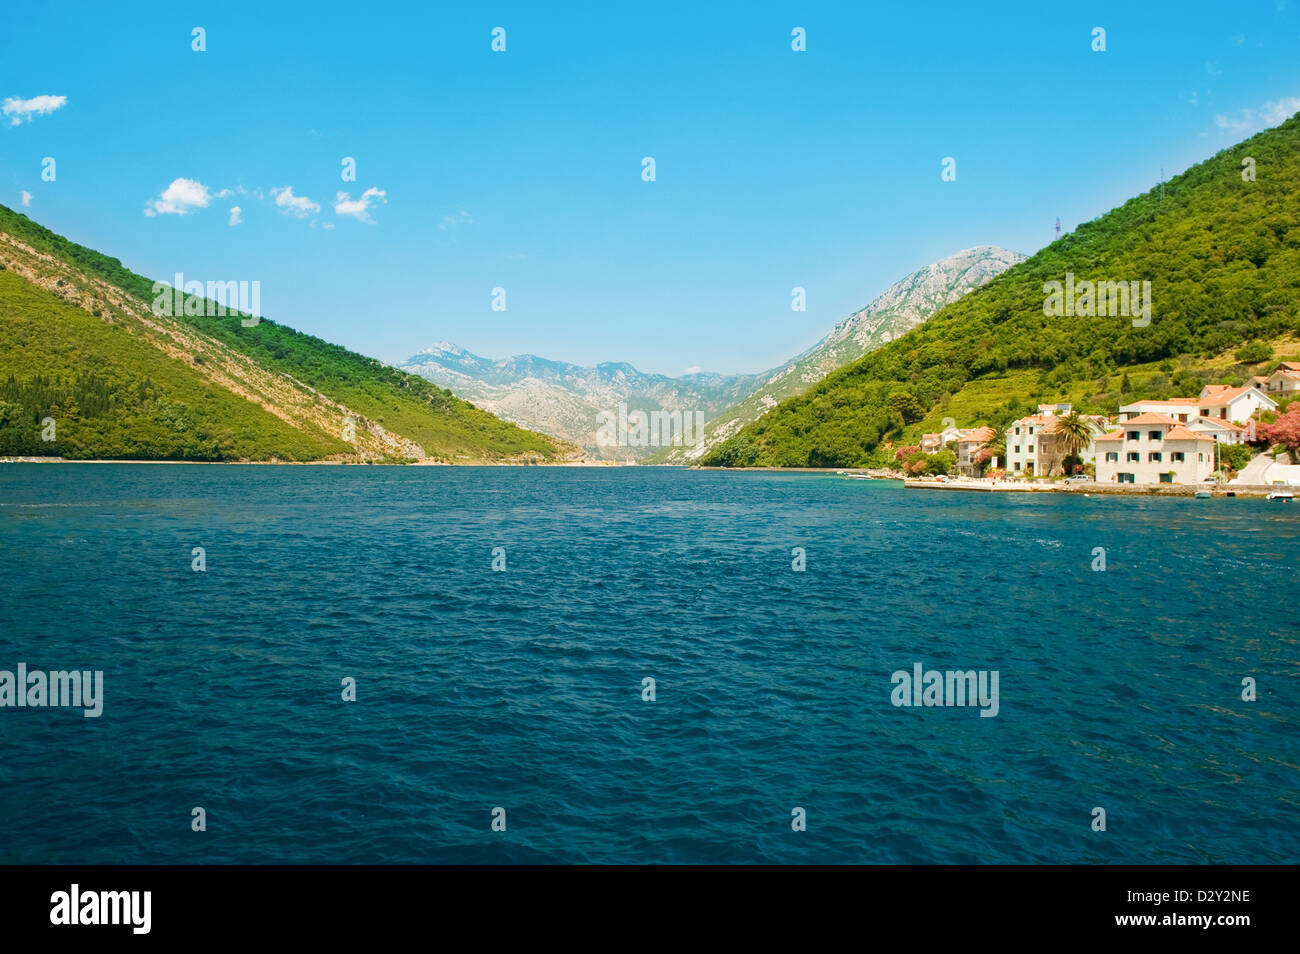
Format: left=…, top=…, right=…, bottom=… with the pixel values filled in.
left=1014, top=427, right=1020, bottom=435
left=1149, top=452, right=1162, bottom=462
left=1106, top=452, right=1118, bottom=462
left=1159, top=473, right=1173, bottom=484
left=1126, top=452, right=1139, bottom=462
left=1148, top=431, right=1162, bottom=441
left=1198, top=453, right=1205, bottom=461
left=1126, top=431, right=1140, bottom=441
left=1029, top=427, right=1035, bottom=435
left=1014, top=445, right=1020, bottom=454
left=1119, top=473, right=1135, bottom=484
left=1027, top=445, right=1034, bottom=453
left=1200, top=409, right=1209, bottom=417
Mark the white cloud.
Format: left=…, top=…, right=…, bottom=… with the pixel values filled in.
left=20, top=190, right=31, bottom=208
left=144, top=177, right=212, bottom=216
left=682, top=366, right=702, bottom=374
left=439, top=210, right=473, bottom=231
left=272, top=185, right=320, bottom=218
left=3, top=94, right=67, bottom=125
left=228, top=206, right=243, bottom=226
left=1215, top=96, right=1300, bottom=132
left=334, top=187, right=387, bottom=223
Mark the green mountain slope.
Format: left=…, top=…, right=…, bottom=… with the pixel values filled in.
left=0, top=268, right=344, bottom=459
left=702, top=114, right=1300, bottom=468
left=0, top=205, right=575, bottom=461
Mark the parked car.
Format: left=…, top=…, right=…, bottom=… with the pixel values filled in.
left=1066, top=475, right=1092, bottom=482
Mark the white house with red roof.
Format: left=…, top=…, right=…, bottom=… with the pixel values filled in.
left=1186, top=415, right=1250, bottom=445
left=1198, top=383, right=1277, bottom=424
left=1006, top=413, right=1058, bottom=476
left=920, top=421, right=963, bottom=455
left=1261, top=362, right=1300, bottom=399
left=1094, top=413, right=1215, bottom=484
left=1118, top=398, right=1200, bottom=423
left=954, top=425, right=996, bottom=476
left=1005, top=405, right=1108, bottom=476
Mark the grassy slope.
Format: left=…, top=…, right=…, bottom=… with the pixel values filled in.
left=0, top=268, right=342, bottom=459
left=0, top=204, right=570, bottom=461
left=702, top=115, right=1300, bottom=467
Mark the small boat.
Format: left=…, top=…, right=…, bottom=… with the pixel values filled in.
left=1194, top=490, right=1212, bottom=499
left=1266, top=489, right=1294, bottom=502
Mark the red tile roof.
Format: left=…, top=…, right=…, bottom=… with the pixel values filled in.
left=957, top=426, right=995, bottom=443
left=1189, top=417, right=1243, bottom=431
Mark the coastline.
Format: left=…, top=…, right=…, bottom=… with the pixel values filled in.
left=0, top=456, right=650, bottom=467
left=901, top=477, right=1287, bottom=498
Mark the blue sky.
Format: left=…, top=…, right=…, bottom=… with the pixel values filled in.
left=2, top=1, right=1298, bottom=376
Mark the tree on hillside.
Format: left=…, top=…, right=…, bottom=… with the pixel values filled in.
left=1235, top=341, right=1273, bottom=364
left=887, top=390, right=924, bottom=426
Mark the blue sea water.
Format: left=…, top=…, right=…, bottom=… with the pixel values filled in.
left=0, top=464, right=1296, bottom=864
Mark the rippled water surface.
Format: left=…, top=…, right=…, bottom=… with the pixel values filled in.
left=1, top=465, right=1296, bottom=863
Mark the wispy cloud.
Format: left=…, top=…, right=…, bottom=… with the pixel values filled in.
left=3, top=94, right=67, bottom=125
left=272, top=185, right=319, bottom=219
left=334, top=187, right=387, bottom=223
left=1215, top=96, right=1300, bottom=132
left=228, top=206, right=243, bottom=227
left=20, top=190, right=31, bottom=208
left=439, top=210, right=473, bottom=231
left=144, top=177, right=212, bottom=216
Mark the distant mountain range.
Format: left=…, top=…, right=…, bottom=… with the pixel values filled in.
left=399, top=345, right=766, bottom=459
left=400, top=245, right=1023, bottom=459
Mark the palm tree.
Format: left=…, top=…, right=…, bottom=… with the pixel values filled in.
left=1052, top=411, right=1096, bottom=475
left=980, top=428, right=1006, bottom=473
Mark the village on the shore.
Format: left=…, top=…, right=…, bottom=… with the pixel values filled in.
left=862, top=361, right=1300, bottom=496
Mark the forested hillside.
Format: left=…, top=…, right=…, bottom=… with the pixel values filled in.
left=0, top=205, right=574, bottom=461
left=702, top=115, right=1300, bottom=467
